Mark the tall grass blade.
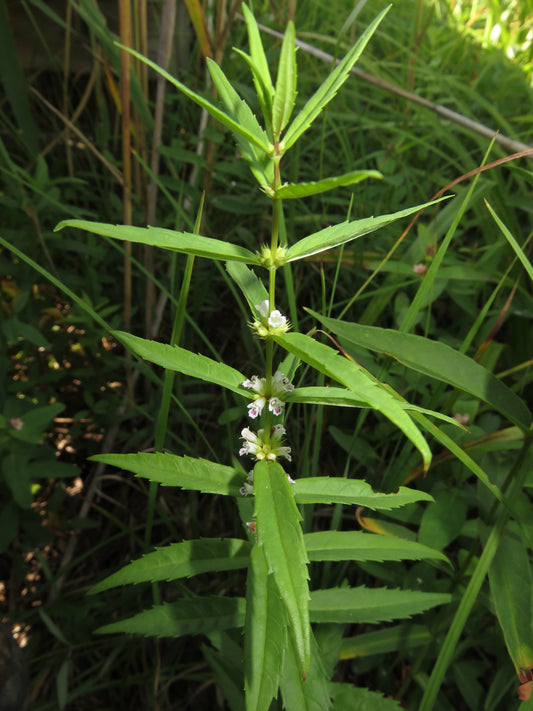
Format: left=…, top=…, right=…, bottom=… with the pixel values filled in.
left=485, top=200, right=533, bottom=284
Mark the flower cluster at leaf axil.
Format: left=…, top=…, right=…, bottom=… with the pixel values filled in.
left=252, top=299, right=290, bottom=338
left=243, top=369, right=294, bottom=419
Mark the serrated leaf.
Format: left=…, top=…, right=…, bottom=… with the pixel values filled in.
left=285, top=198, right=448, bottom=262
left=55, top=219, right=260, bottom=264
left=280, top=629, right=332, bottom=710
left=309, top=587, right=451, bottom=624
left=244, top=545, right=287, bottom=711
left=272, top=20, right=297, bottom=137
left=293, top=478, right=432, bottom=507
left=310, top=311, right=532, bottom=432
left=330, top=683, right=403, bottom=710
left=304, top=531, right=449, bottom=564
left=89, top=452, right=244, bottom=496
left=207, top=58, right=274, bottom=186
left=240, top=4, right=275, bottom=127
left=254, top=460, right=310, bottom=677
left=90, top=538, right=252, bottom=594
left=281, top=7, right=389, bottom=151
left=272, top=170, right=382, bottom=199
left=488, top=526, right=533, bottom=673
left=96, top=597, right=246, bottom=637
left=339, top=624, right=432, bottom=660
left=275, top=332, right=431, bottom=470
left=112, top=331, right=247, bottom=397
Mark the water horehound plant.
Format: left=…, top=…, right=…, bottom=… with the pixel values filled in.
left=55, top=5, right=532, bottom=709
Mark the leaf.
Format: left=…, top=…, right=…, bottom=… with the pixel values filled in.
left=203, top=643, right=245, bottom=711
left=309, top=587, right=451, bottom=624
left=89, top=452, right=244, bottom=496
left=330, top=683, right=403, bottom=711
left=254, top=460, right=310, bottom=677
left=207, top=58, right=274, bottom=186
left=112, top=331, right=247, bottom=397
left=309, top=311, right=532, bottom=432
left=285, top=198, right=449, bottom=262
left=304, top=531, right=449, bottom=564
left=282, top=6, right=390, bottom=151
left=244, top=545, right=287, bottom=711
left=90, top=538, right=252, bottom=594
left=339, top=624, right=432, bottom=660
left=280, top=629, right=332, bottom=710
left=239, top=5, right=275, bottom=126
left=272, top=20, right=297, bottom=137
left=418, top=489, right=468, bottom=551
left=488, top=525, right=533, bottom=673
left=272, top=170, right=382, bottom=199
left=485, top=200, right=533, bottom=285
left=55, top=219, right=260, bottom=264
left=275, top=332, right=432, bottom=470
left=292, top=478, right=432, bottom=508
left=225, top=261, right=269, bottom=317
left=96, top=597, right=246, bottom=637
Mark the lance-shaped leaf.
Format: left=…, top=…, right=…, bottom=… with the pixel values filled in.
left=304, top=531, right=449, bottom=565
left=116, top=44, right=271, bottom=155
left=245, top=544, right=287, bottom=711
left=275, top=332, right=432, bottom=470
left=90, top=452, right=244, bottom=496
left=281, top=6, right=389, bottom=151
left=309, top=587, right=451, bottom=624
left=280, top=629, right=332, bottom=711
left=330, top=683, right=404, bottom=710
left=55, top=219, right=260, bottom=264
left=237, top=5, right=275, bottom=127
left=339, top=624, right=432, bottom=660
left=207, top=58, right=274, bottom=186
left=111, top=331, right=248, bottom=397
left=254, top=460, right=311, bottom=677
left=488, top=525, right=533, bottom=673
left=292, top=477, right=432, bottom=507
left=285, top=198, right=448, bottom=262
left=96, top=597, right=246, bottom=637
left=310, top=310, right=532, bottom=432
left=269, top=170, right=382, bottom=199
left=225, top=261, right=269, bottom=317
left=90, top=538, right=252, bottom=594
left=272, top=19, right=297, bottom=138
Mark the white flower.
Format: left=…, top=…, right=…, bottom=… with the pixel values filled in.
left=239, top=425, right=291, bottom=462
left=239, top=427, right=263, bottom=457
left=268, top=310, right=287, bottom=328
left=255, top=300, right=270, bottom=318
left=247, top=398, right=266, bottom=419
left=268, top=397, right=283, bottom=416
left=272, top=370, right=294, bottom=392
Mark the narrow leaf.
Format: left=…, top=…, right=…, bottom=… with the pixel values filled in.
left=272, top=170, right=382, bottom=199
left=280, top=629, right=332, bottom=710
left=330, top=683, right=403, bottom=710
left=485, top=200, right=533, bottom=284
left=272, top=20, right=297, bottom=137
left=90, top=452, right=244, bottom=496
left=275, top=332, right=432, bottom=470
left=240, top=4, right=275, bottom=125
left=309, top=587, right=451, bottom=624
left=254, top=460, right=310, bottom=677
left=285, top=198, right=448, bottom=262
left=90, top=538, right=252, bottom=593
left=339, top=624, right=432, bottom=659
left=225, top=261, right=269, bottom=316
left=304, top=531, right=449, bottom=564
left=96, top=597, right=245, bottom=637
left=292, top=477, right=432, bottom=508
left=112, top=330, right=247, bottom=397
left=55, top=219, right=260, bottom=264
left=310, top=311, right=532, bottom=432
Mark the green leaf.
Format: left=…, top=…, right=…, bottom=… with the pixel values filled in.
left=207, top=58, right=274, bottom=186
left=282, top=6, right=390, bottom=151
left=254, top=460, right=310, bottom=677
left=285, top=198, right=448, bottom=262
left=90, top=538, right=252, bottom=594
left=488, top=525, right=533, bottom=673
left=225, top=261, right=269, bottom=316
left=309, top=311, right=532, bottom=432
left=418, top=489, right=468, bottom=551
left=116, top=43, right=271, bottom=154
left=89, top=452, right=244, bottom=496
left=304, top=531, right=449, bottom=564
left=55, top=219, right=260, bottom=264
left=280, top=630, right=332, bottom=710
left=330, top=683, right=403, bottom=711
left=272, top=20, right=297, bottom=138
left=339, top=624, right=432, bottom=660
left=2, top=453, right=32, bottom=509
left=239, top=4, right=275, bottom=127
left=96, top=597, right=246, bottom=637
left=293, top=478, right=432, bottom=508
left=203, top=642, right=245, bottom=711
left=485, top=200, right=533, bottom=285
left=244, top=545, right=287, bottom=711
left=112, top=331, right=247, bottom=397
left=275, top=332, right=432, bottom=470
left=271, top=170, right=382, bottom=199
left=309, top=587, right=451, bottom=624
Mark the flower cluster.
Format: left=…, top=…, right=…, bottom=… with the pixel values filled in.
left=242, top=370, right=294, bottom=419
left=239, top=424, right=292, bottom=463
left=252, top=300, right=290, bottom=338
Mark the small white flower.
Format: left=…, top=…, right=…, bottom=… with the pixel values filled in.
left=239, top=427, right=262, bottom=457
left=247, top=398, right=266, bottom=419
left=272, top=371, right=294, bottom=392
left=243, top=375, right=264, bottom=393
left=268, top=310, right=287, bottom=328
left=268, top=397, right=283, bottom=416
left=255, top=300, right=270, bottom=318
